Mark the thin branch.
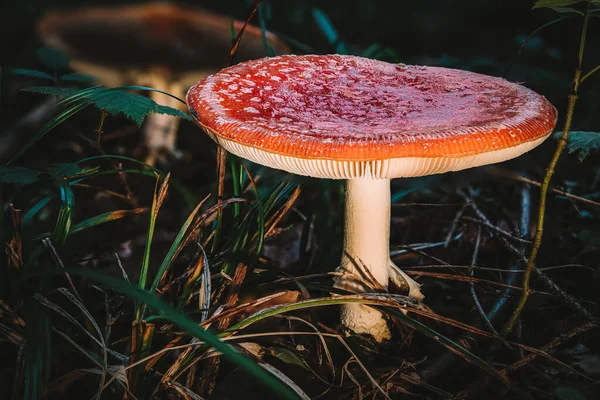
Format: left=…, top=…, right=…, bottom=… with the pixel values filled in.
left=502, top=3, right=591, bottom=337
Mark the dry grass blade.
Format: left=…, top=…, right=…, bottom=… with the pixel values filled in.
left=151, top=194, right=210, bottom=293
left=259, top=363, right=312, bottom=400
left=405, top=270, right=547, bottom=293
left=177, top=244, right=209, bottom=310
left=264, top=186, right=302, bottom=238
left=52, top=328, right=135, bottom=398
left=283, top=315, right=336, bottom=386
left=6, top=204, right=23, bottom=269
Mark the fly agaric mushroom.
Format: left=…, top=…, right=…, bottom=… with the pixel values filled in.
left=37, top=2, right=290, bottom=164
left=186, top=55, right=557, bottom=341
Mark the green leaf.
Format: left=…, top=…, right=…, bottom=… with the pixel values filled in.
left=154, top=103, right=192, bottom=121
left=11, top=86, right=191, bottom=163
left=36, top=47, right=69, bottom=70
left=23, top=86, right=80, bottom=97
left=149, top=197, right=208, bottom=294
left=34, top=208, right=148, bottom=240
left=7, top=68, right=54, bottom=80
left=555, top=386, right=587, bottom=400
left=53, top=182, right=74, bottom=245
left=7, top=101, right=90, bottom=164
left=312, top=8, right=349, bottom=54
left=23, top=298, right=52, bottom=400
left=533, top=0, right=595, bottom=9
left=556, top=131, right=600, bottom=161
left=64, top=268, right=302, bottom=400
left=0, top=167, right=41, bottom=185
left=268, top=348, right=310, bottom=371
left=59, top=73, right=97, bottom=82
left=91, top=90, right=154, bottom=126
left=45, top=163, right=82, bottom=178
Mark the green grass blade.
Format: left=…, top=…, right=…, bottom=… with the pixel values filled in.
left=33, top=207, right=148, bottom=240
left=22, top=298, right=51, bottom=400
left=149, top=196, right=209, bottom=294
left=242, top=166, right=265, bottom=257
left=230, top=159, right=242, bottom=218
left=227, top=294, right=514, bottom=389
left=53, top=182, right=74, bottom=246
left=65, top=268, right=302, bottom=400
left=8, top=101, right=89, bottom=165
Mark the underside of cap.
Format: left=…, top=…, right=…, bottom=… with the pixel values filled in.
left=203, top=124, right=548, bottom=179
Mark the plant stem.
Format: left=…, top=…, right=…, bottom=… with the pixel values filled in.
left=96, top=109, right=107, bottom=147
left=211, top=145, right=227, bottom=252
left=502, top=4, right=590, bottom=337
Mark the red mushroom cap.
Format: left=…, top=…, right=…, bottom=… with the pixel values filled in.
left=187, top=55, right=557, bottom=179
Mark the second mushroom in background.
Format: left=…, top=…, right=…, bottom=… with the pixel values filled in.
left=37, top=2, right=290, bottom=165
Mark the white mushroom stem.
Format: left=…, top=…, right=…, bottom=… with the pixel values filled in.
left=334, top=178, right=424, bottom=342
left=142, top=72, right=186, bottom=165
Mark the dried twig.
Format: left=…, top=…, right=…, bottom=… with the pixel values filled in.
left=503, top=3, right=593, bottom=337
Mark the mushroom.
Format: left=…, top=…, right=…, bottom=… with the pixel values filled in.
left=37, top=2, right=290, bottom=163
left=186, top=55, right=557, bottom=342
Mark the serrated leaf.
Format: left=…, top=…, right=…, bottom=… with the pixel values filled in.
left=22, top=86, right=80, bottom=97
left=91, top=90, right=155, bottom=126
left=154, top=104, right=192, bottom=121
left=533, top=0, right=597, bottom=9
left=7, top=68, right=54, bottom=80
left=552, top=6, right=586, bottom=15
left=11, top=86, right=190, bottom=163
left=86, top=89, right=192, bottom=126
left=556, top=131, right=600, bottom=161
left=0, top=167, right=41, bottom=185
left=59, top=72, right=97, bottom=82
left=36, top=47, right=69, bottom=70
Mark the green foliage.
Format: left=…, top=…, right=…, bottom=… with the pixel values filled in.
left=0, top=163, right=90, bottom=186
left=7, top=68, right=54, bottom=80
left=66, top=268, right=302, bottom=400
left=57, top=73, right=96, bottom=82
left=23, top=298, right=52, bottom=400
left=24, top=86, right=191, bottom=127
left=7, top=68, right=96, bottom=83
left=10, top=86, right=191, bottom=164
left=35, top=208, right=148, bottom=240
left=533, top=0, right=595, bottom=9
left=554, top=386, right=588, bottom=400
left=36, top=47, right=70, bottom=70
left=53, top=182, right=74, bottom=246
left=0, top=167, right=42, bottom=185
left=555, top=131, right=600, bottom=161
left=312, top=8, right=349, bottom=54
